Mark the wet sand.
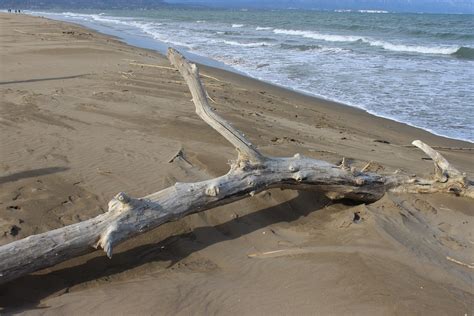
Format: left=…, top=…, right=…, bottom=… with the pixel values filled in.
left=0, top=13, right=473, bottom=315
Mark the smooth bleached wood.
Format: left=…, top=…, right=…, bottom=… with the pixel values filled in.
left=0, top=48, right=471, bottom=285
left=167, top=48, right=264, bottom=163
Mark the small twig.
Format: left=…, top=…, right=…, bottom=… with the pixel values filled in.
left=168, top=148, right=193, bottom=166
left=129, top=62, right=175, bottom=71
left=361, top=161, right=373, bottom=173
left=119, top=71, right=134, bottom=77
left=339, top=157, right=350, bottom=170
left=446, top=256, right=474, bottom=269
left=97, top=168, right=113, bottom=175
left=206, top=91, right=217, bottom=104
left=403, top=145, right=473, bottom=151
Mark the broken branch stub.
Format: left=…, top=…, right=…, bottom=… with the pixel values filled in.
left=0, top=48, right=471, bottom=285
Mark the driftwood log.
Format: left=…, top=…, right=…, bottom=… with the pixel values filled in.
left=0, top=48, right=472, bottom=285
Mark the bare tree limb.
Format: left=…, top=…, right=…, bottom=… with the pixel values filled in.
left=0, top=48, right=471, bottom=285
left=167, top=48, right=264, bottom=163
left=412, top=140, right=463, bottom=181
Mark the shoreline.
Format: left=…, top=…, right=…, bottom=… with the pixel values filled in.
left=1, top=12, right=473, bottom=314
left=24, top=10, right=474, bottom=145
left=201, top=63, right=473, bottom=148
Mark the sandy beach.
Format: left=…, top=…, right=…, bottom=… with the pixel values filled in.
left=0, top=13, right=473, bottom=314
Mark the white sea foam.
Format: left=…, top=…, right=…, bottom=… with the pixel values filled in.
left=61, top=12, right=144, bottom=27
left=26, top=10, right=473, bottom=142
left=273, top=28, right=461, bottom=55
left=45, top=12, right=466, bottom=57
left=368, top=41, right=459, bottom=54
left=63, top=13, right=454, bottom=57
left=223, top=40, right=273, bottom=47
left=274, top=29, right=367, bottom=42
left=358, top=10, right=389, bottom=13
left=139, top=27, right=195, bottom=49
left=61, top=12, right=90, bottom=17
left=62, top=12, right=192, bottom=49
left=334, top=9, right=388, bottom=13
left=318, top=47, right=350, bottom=54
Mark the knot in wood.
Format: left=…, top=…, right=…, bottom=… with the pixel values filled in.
left=289, top=165, right=299, bottom=173
left=293, top=172, right=306, bottom=182
left=235, top=159, right=251, bottom=171
left=205, top=185, right=220, bottom=197
left=355, top=178, right=365, bottom=185
left=116, top=192, right=131, bottom=204
left=448, top=183, right=463, bottom=196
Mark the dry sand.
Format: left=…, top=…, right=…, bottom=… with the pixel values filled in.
left=0, top=13, right=473, bottom=315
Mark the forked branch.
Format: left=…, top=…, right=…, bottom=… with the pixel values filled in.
left=0, top=48, right=471, bottom=285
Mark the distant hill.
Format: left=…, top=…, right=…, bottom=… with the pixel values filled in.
left=0, top=0, right=167, bottom=9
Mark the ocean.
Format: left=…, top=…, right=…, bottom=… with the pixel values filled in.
left=28, top=9, right=474, bottom=142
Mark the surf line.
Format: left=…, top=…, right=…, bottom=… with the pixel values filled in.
left=128, top=62, right=222, bottom=82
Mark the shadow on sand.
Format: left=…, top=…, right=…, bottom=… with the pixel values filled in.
left=0, top=74, right=88, bottom=85
left=0, top=191, right=345, bottom=312
left=0, top=167, right=69, bottom=184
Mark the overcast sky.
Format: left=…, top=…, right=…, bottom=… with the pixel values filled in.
left=165, top=0, right=474, bottom=14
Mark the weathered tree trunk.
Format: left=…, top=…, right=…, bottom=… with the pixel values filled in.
left=0, top=48, right=471, bottom=285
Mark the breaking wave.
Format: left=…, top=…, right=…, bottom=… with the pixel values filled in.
left=367, top=41, right=460, bottom=55
left=280, top=43, right=321, bottom=51
left=273, top=28, right=469, bottom=56
left=25, top=9, right=474, bottom=142
left=452, top=46, right=474, bottom=60
left=222, top=40, right=272, bottom=47
left=274, top=28, right=366, bottom=42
